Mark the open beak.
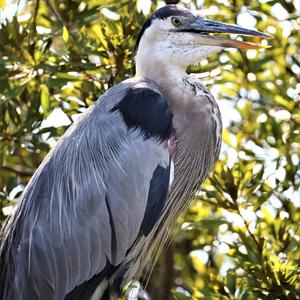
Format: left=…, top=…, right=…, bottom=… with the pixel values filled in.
left=179, top=17, right=272, bottom=49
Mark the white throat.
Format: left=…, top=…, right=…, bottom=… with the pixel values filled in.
left=135, top=22, right=221, bottom=94
left=134, top=21, right=221, bottom=116
left=135, top=42, right=186, bottom=81
left=135, top=49, right=186, bottom=107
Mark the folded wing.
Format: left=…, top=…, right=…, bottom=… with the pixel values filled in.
left=0, top=78, right=173, bottom=300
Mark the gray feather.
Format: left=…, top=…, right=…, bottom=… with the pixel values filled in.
left=0, top=77, right=170, bottom=299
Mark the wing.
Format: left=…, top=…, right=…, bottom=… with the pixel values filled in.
left=0, top=78, right=173, bottom=300
left=141, top=162, right=171, bottom=236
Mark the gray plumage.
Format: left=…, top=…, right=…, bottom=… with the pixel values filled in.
left=0, top=4, right=270, bottom=300
left=0, top=78, right=170, bottom=299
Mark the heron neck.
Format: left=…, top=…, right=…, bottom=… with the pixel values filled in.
left=135, top=61, right=193, bottom=112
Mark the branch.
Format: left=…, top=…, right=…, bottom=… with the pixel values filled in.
left=44, top=0, right=64, bottom=24
left=2, top=165, right=34, bottom=176
left=32, top=0, right=40, bottom=30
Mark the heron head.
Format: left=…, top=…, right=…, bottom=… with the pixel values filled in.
left=135, top=5, right=271, bottom=75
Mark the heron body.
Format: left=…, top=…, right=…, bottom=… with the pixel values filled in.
left=0, top=5, right=270, bottom=300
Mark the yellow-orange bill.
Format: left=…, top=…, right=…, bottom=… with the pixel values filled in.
left=197, top=35, right=271, bottom=49
left=222, top=39, right=270, bottom=49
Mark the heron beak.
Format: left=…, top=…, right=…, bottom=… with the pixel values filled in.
left=181, top=17, right=272, bottom=49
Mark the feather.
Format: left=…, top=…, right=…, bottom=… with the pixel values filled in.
left=0, top=78, right=172, bottom=299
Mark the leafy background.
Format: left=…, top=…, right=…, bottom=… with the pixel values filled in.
left=0, top=0, right=299, bottom=299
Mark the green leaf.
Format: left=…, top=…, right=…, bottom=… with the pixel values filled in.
left=0, top=0, right=6, bottom=9
left=191, top=219, right=228, bottom=230
left=40, top=84, right=50, bottom=115
left=226, top=269, right=236, bottom=294
left=274, top=95, right=294, bottom=111
left=62, top=26, right=69, bottom=42
left=6, top=177, right=18, bottom=194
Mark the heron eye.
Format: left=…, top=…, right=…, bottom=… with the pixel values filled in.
left=171, top=17, right=182, bottom=27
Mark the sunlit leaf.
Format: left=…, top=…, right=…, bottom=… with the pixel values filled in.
left=0, top=0, right=6, bottom=9
left=62, top=26, right=69, bottom=42
left=0, top=0, right=299, bottom=299
left=40, top=84, right=50, bottom=115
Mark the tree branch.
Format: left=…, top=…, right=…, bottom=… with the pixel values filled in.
left=2, top=165, right=34, bottom=177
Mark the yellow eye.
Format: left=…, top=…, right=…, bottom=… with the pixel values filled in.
left=171, top=17, right=182, bottom=27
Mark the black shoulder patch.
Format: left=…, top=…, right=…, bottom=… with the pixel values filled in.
left=111, top=87, right=173, bottom=141
left=141, top=163, right=170, bottom=236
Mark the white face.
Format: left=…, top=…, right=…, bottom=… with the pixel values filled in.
left=135, top=15, right=223, bottom=75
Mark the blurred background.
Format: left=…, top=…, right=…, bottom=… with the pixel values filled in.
left=0, top=0, right=299, bottom=299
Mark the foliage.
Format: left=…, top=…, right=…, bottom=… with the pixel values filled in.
left=0, top=0, right=299, bottom=299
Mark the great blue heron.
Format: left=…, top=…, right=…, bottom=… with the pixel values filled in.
left=0, top=4, right=270, bottom=300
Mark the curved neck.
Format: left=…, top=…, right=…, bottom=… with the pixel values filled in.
left=135, top=50, right=191, bottom=114
left=135, top=51, right=186, bottom=85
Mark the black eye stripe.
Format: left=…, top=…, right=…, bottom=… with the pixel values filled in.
left=135, top=5, right=194, bottom=52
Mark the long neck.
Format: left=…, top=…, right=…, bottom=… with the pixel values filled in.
left=136, top=54, right=199, bottom=118
left=135, top=54, right=220, bottom=138
left=135, top=52, right=221, bottom=181
left=136, top=54, right=185, bottom=97
left=132, top=53, right=222, bottom=282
